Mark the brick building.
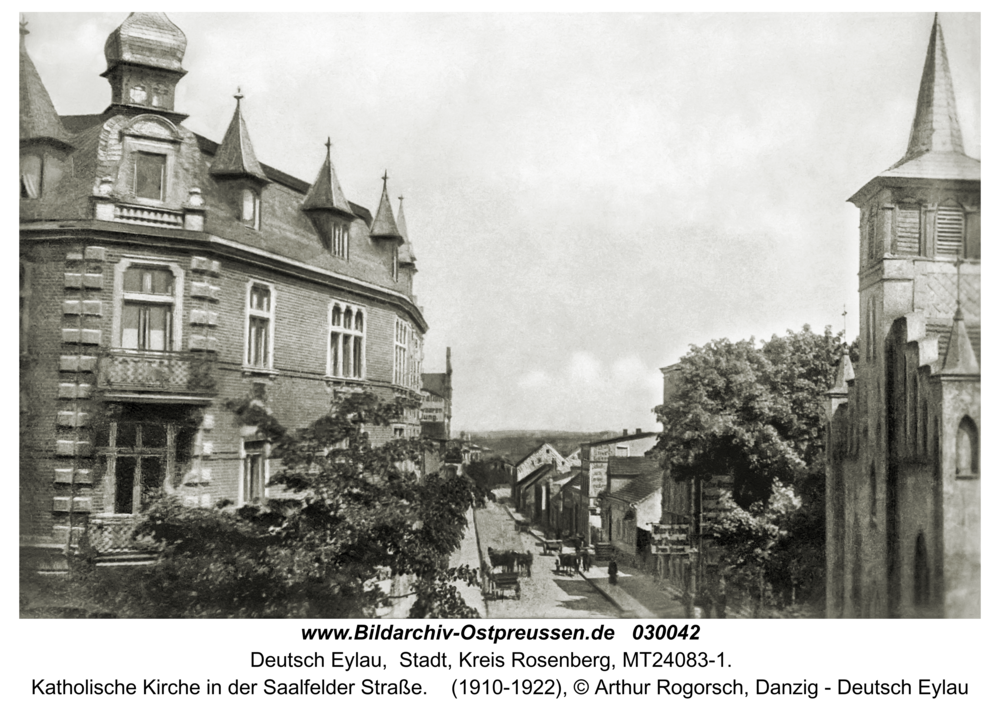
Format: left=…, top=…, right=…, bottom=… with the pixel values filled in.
left=825, top=15, right=980, bottom=618
left=20, top=14, right=436, bottom=562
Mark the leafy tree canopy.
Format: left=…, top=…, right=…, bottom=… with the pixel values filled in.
left=101, top=390, right=483, bottom=618
left=653, top=325, right=847, bottom=508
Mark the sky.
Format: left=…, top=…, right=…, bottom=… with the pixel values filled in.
left=21, top=11, right=981, bottom=433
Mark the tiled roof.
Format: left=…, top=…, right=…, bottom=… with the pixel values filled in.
left=926, top=320, right=981, bottom=372
left=302, top=141, right=354, bottom=217
left=422, top=373, right=448, bottom=399
left=881, top=151, right=980, bottom=182
left=104, top=13, right=186, bottom=73
left=607, top=471, right=661, bottom=505
left=587, top=430, right=658, bottom=447
left=370, top=177, right=403, bottom=240
left=521, top=463, right=557, bottom=490
left=210, top=96, right=268, bottom=182
left=607, top=455, right=661, bottom=478
left=901, top=14, right=964, bottom=161
left=19, top=25, right=72, bottom=146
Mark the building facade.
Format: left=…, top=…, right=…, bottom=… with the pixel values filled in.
left=20, top=14, right=435, bottom=562
left=825, top=15, right=980, bottom=618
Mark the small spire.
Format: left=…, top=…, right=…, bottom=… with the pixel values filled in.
left=370, top=172, right=403, bottom=241
left=903, top=13, right=965, bottom=160
left=302, top=139, right=353, bottom=217
left=829, top=342, right=855, bottom=395
left=396, top=195, right=416, bottom=265
left=940, top=303, right=979, bottom=375
left=210, top=91, right=268, bottom=182
left=20, top=13, right=73, bottom=146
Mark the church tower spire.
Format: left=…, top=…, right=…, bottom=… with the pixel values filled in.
left=903, top=13, right=965, bottom=162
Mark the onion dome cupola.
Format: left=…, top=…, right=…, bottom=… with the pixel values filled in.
left=102, top=12, right=188, bottom=121
left=396, top=195, right=417, bottom=267
left=302, top=139, right=355, bottom=251
left=369, top=171, right=404, bottom=244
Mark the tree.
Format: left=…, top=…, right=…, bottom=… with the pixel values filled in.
left=83, top=390, right=482, bottom=618
left=653, top=325, right=852, bottom=609
left=653, top=325, right=845, bottom=508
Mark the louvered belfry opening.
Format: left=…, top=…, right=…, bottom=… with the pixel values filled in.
left=935, top=204, right=964, bottom=257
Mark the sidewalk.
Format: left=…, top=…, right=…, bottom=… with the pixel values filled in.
left=450, top=507, right=487, bottom=617
left=501, top=503, right=689, bottom=619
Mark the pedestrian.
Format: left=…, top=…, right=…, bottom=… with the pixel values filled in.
left=608, top=559, right=618, bottom=585
left=716, top=578, right=728, bottom=619
left=582, top=549, right=592, bottom=572
left=574, top=539, right=581, bottom=556
left=525, top=551, right=533, bottom=578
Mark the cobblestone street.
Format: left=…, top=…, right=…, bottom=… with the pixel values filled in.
left=473, top=501, right=619, bottom=618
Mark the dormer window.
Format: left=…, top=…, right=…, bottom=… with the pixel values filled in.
left=134, top=152, right=166, bottom=201
left=392, top=245, right=399, bottom=281
left=241, top=187, right=261, bottom=229
left=332, top=222, right=349, bottom=259
left=20, top=153, right=42, bottom=199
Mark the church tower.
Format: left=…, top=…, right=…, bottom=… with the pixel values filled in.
left=828, top=14, right=980, bottom=619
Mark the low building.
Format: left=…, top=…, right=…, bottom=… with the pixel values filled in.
left=604, top=471, right=661, bottom=566
left=579, top=429, right=658, bottom=544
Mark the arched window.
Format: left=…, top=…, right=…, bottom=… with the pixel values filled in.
left=241, top=187, right=260, bottom=229
left=329, top=301, right=365, bottom=379
left=914, top=533, right=930, bottom=608
left=20, top=153, right=42, bottom=199
left=956, top=416, right=978, bottom=476
left=866, top=298, right=877, bottom=362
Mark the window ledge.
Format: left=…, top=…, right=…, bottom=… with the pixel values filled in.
left=956, top=471, right=979, bottom=480
left=242, top=366, right=278, bottom=379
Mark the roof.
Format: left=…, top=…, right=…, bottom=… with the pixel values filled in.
left=19, top=23, right=73, bottom=146
left=828, top=345, right=855, bottom=395
left=209, top=95, right=268, bottom=182
left=939, top=311, right=980, bottom=375
left=551, top=468, right=580, bottom=488
left=849, top=15, right=979, bottom=203
left=925, top=321, right=981, bottom=366
left=586, top=430, right=658, bottom=447
left=422, top=373, right=448, bottom=399
left=396, top=197, right=416, bottom=265
left=514, top=443, right=561, bottom=469
left=607, top=456, right=661, bottom=478
left=369, top=176, right=403, bottom=240
left=520, top=463, right=558, bottom=490
left=104, top=12, right=187, bottom=74
left=606, top=471, right=661, bottom=505
left=301, top=140, right=354, bottom=217
left=901, top=14, right=965, bottom=161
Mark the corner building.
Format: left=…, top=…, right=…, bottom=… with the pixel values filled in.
left=20, top=14, right=430, bottom=560
left=826, top=15, right=980, bottom=618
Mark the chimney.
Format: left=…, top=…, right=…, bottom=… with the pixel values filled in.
left=636, top=428, right=642, bottom=434
left=622, top=429, right=628, bottom=436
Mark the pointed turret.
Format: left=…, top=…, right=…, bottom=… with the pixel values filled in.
left=302, top=139, right=353, bottom=218
left=102, top=12, right=188, bottom=118
left=211, top=91, right=268, bottom=182
left=19, top=18, right=72, bottom=148
left=941, top=305, right=979, bottom=375
left=903, top=14, right=964, bottom=161
left=396, top=196, right=417, bottom=265
left=370, top=172, right=404, bottom=243
left=829, top=343, right=856, bottom=395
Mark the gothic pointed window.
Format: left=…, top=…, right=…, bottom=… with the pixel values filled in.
left=20, top=153, right=42, bottom=199
left=914, top=533, right=930, bottom=608
left=241, top=187, right=260, bottom=229
left=329, top=301, right=365, bottom=379
left=332, top=222, right=349, bottom=259
left=956, top=416, right=978, bottom=477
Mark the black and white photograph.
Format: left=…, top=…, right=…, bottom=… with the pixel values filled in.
left=19, top=11, right=980, bottom=626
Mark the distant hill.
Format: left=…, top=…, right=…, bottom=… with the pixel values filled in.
left=465, top=430, right=624, bottom=464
